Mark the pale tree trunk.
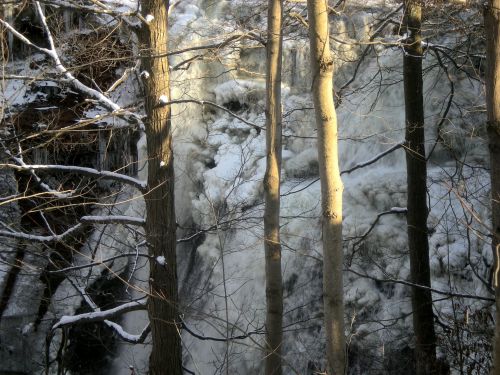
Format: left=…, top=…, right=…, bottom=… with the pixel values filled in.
left=307, top=1, right=346, bottom=374
left=138, top=1, right=182, bottom=374
left=485, top=1, right=500, bottom=374
left=263, top=0, right=283, bottom=374
left=403, top=1, right=438, bottom=374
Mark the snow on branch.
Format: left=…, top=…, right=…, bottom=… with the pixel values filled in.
left=0, top=223, right=83, bottom=243
left=81, top=215, right=146, bottom=226
left=3, top=151, right=74, bottom=198
left=0, top=18, right=47, bottom=54
left=33, top=3, right=127, bottom=115
left=105, top=321, right=151, bottom=344
left=0, top=74, right=70, bottom=83
left=0, top=215, right=145, bottom=243
left=38, top=0, right=139, bottom=17
left=53, top=298, right=147, bottom=329
left=1, top=163, right=147, bottom=192
left=53, top=282, right=149, bottom=343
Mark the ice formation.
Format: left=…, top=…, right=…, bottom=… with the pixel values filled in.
left=0, top=0, right=492, bottom=374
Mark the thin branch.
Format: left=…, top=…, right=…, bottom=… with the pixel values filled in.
left=164, top=99, right=263, bottom=132
left=181, top=320, right=264, bottom=342
left=349, top=207, right=407, bottom=249
left=48, top=252, right=151, bottom=275
left=426, top=48, right=455, bottom=161
left=281, top=143, right=404, bottom=197
left=347, top=268, right=494, bottom=302
left=154, top=32, right=266, bottom=59
left=106, top=60, right=140, bottom=94
left=340, top=142, right=403, bottom=175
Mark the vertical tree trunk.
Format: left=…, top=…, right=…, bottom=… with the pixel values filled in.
left=138, top=1, right=182, bottom=374
left=485, top=2, right=500, bottom=374
left=403, top=2, right=437, bottom=374
left=307, top=1, right=346, bottom=374
left=263, top=0, right=283, bottom=374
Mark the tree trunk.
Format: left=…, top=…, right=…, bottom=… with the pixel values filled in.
left=307, top=1, right=346, bottom=374
left=138, top=1, right=182, bottom=374
left=403, top=2, right=438, bottom=374
left=485, top=1, right=500, bottom=374
left=263, top=0, right=283, bottom=374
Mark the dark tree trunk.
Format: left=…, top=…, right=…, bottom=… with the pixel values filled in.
left=138, top=1, right=182, bottom=374
left=403, top=2, right=438, bottom=374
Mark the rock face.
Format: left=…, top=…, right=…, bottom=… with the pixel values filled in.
left=0, top=242, right=48, bottom=374
left=0, top=168, right=25, bottom=374
left=0, top=11, right=140, bottom=371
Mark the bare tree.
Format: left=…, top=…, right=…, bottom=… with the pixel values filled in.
left=264, top=0, right=284, bottom=374
left=485, top=1, right=500, bottom=374
left=307, top=0, right=346, bottom=373
left=403, top=1, right=438, bottom=374
left=137, top=0, right=182, bottom=373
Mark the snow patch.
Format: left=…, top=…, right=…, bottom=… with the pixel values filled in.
left=159, top=95, right=169, bottom=105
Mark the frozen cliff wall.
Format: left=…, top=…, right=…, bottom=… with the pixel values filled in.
left=169, top=1, right=491, bottom=374
left=0, top=0, right=492, bottom=374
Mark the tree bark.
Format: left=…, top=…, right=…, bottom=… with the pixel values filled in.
left=307, top=1, right=346, bottom=374
left=138, top=1, right=182, bottom=374
left=263, top=0, right=284, bottom=374
left=403, top=2, right=438, bottom=374
left=485, top=1, right=500, bottom=374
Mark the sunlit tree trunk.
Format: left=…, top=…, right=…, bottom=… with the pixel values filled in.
left=403, top=1, right=437, bottom=374
left=307, top=1, right=346, bottom=373
left=138, top=1, right=182, bottom=374
left=263, top=0, right=284, bottom=374
left=485, top=1, right=500, bottom=374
